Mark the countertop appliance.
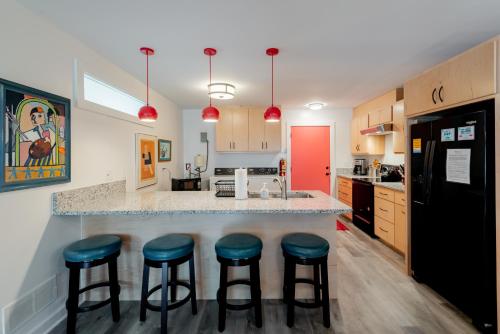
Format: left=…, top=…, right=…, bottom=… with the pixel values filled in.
left=380, top=164, right=403, bottom=182
left=353, top=159, right=368, bottom=175
left=172, top=177, right=201, bottom=191
left=410, top=99, right=496, bottom=332
left=352, top=178, right=375, bottom=237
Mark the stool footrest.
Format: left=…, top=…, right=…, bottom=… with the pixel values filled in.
left=145, top=281, right=192, bottom=312
left=65, top=280, right=121, bottom=314
left=217, top=279, right=257, bottom=311
left=78, top=299, right=112, bottom=313
left=285, top=278, right=322, bottom=308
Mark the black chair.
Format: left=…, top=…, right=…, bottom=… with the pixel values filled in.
left=215, top=233, right=263, bottom=332
left=140, top=234, right=197, bottom=334
left=63, top=235, right=122, bottom=334
left=281, top=232, right=330, bottom=328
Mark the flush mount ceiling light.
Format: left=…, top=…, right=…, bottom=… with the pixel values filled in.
left=202, top=48, right=220, bottom=122
left=306, top=102, right=326, bottom=110
left=138, top=47, right=158, bottom=122
left=208, top=82, right=235, bottom=100
left=264, top=48, right=281, bottom=123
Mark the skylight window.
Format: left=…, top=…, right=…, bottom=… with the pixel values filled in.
left=83, top=74, right=144, bottom=117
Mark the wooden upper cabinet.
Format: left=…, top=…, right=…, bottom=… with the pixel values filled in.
left=248, top=107, right=266, bottom=151
left=248, top=107, right=281, bottom=152
left=351, top=106, right=384, bottom=155
left=215, top=106, right=249, bottom=152
left=367, top=89, right=403, bottom=127
left=215, top=107, right=235, bottom=152
left=231, top=107, right=249, bottom=151
left=405, top=40, right=496, bottom=116
left=392, top=100, right=405, bottom=154
left=217, top=106, right=281, bottom=153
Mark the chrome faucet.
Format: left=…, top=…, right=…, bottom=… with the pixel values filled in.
left=273, top=177, right=287, bottom=200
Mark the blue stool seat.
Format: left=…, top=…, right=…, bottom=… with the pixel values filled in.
left=215, top=233, right=263, bottom=260
left=143, top=234, right=194, bottom=262
left=64, top=235, right=122, bottom=263
left=281, top=233, right=329, bottom=259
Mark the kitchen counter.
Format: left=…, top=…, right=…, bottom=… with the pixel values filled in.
left=53, top=181, right=347, bottom=301
left=337, top=173, right=378, bottom=180
left=373, top=181, right=405, bottom=192
left=53, top=189, right=351, bottom=216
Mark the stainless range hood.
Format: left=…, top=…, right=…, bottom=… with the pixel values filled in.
left=360, top=123, right=394, bottom=136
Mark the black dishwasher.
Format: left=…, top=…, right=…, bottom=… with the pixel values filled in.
left=352, top=178, right=375, bottom=237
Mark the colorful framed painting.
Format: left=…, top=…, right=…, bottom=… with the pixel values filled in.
left=0, top=78, right=71, bottom=192
left=135, top=133, right=157, bottom=189
left=158, top=139, right=172, bottom=162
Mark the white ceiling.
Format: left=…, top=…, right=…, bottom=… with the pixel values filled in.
left=18, top=0, right=500, bottom=109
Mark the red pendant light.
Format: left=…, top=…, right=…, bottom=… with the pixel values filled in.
left=264, top=48, right=281, bottom=122
left=202, top=48, right=220, bottom=122
left=138, top=47, right=158, bottom=122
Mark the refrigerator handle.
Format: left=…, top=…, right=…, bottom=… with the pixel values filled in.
left=425, top=140, right=436, bottom=205
left=422, top=140, right=431, bottom=202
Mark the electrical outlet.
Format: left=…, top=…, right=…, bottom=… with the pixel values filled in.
left=200, top=132, right=208, bottom=143
left=185, top=163, right=191, bottom=171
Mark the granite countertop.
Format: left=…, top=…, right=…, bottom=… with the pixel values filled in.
left=52, top=188, right=352, bottom=216
left=372, top=182, right=405, bottom=192
left=336, top=173, right=377, bottom=179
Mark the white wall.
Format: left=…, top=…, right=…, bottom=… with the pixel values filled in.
left=0, top=1, right=183, bottom=333
left=182, top=107, right=354, bottom=178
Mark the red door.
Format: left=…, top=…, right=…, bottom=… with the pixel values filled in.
left=291, top=126, right=331, bottom=194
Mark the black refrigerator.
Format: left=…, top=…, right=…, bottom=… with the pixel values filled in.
left=410, top=99, right=496, bottom=332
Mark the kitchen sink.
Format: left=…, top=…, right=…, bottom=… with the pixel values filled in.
left=248, top=192, right=314, bottom=199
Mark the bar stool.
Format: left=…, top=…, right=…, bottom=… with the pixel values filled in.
left=215, top=233, right=263, bottom=332
left=140, top=234, right=197, bottom=334
left=63, top=235, right=122, bottom=334
left=281, top=233, right=330, bottom=328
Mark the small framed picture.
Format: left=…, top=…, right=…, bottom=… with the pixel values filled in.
left=158, top=139, right=172, bottom=162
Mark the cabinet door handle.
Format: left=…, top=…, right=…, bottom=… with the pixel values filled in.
left=379, top=227, right=389, bottom=233
left=262, top=142, right=264, bottom=149
left=379, top=192, right=388, bottom=196
left=438, top=86, right=444, bottom=102
left=432, top=88, right=437, bottom=104
left=266, top=142, right=268, bottom=149
left=379, top=208, right=388, bottom=212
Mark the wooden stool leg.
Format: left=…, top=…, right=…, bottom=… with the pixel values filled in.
left=189, top=255, right=198, bottom=315
left=313, top=263, right=321, bottom=305
left=66, top=266, right=80, bottom=334
left=161, top=262, right=170, bottom=334
left=170, top=264, right=178, bottom=302
left=218, top=263, right=228, bottom=332
left=320, top=258, right=331, bottom=328
left=108, top=257, right=120, bottom=322
left=250, top=261, right=262, bottom=328
left=286, top=260, right=296, bottom=328
left=139, top=263, right=150, bottom=322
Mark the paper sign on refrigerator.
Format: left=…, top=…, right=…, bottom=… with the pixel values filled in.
left=446, top=149, right=471, bottom=184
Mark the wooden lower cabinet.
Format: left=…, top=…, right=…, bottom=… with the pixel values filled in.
left=374, top=186, right=407, bottom=254
left=394, top=204, right=407, bottom=253
left=337, top=176, right=352, bottom=220
left=375, top=216, right=395, bottom=245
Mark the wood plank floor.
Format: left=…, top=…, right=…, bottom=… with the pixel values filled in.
left=49, top=219, right=478, bottom=334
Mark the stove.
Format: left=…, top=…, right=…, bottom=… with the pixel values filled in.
left=214, top=167, right=278, bottom=176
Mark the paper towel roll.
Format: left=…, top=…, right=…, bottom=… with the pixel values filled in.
left=235, top=168, right=248, bottom=200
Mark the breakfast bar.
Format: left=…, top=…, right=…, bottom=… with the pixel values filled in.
left=52, top=181, right=351, bottom=302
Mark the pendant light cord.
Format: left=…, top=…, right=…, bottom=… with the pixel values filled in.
left=209, top=55, right=212, bottom=107
left=146, top=52, right=150, bottom=106
left=271, top=55, right=274, bottom=107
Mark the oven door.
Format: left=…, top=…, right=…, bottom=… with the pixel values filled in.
left=352, top=179, right=374, bottom=236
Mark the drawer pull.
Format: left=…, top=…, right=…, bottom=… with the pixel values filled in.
left=379, top=227, right=389, bottom=233
left=379, top=208, right=388, bottom=212
left=379, top=192, right=388, bottom=196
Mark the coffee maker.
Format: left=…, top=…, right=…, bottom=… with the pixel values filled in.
left=353, top=159, right=368, bottom=175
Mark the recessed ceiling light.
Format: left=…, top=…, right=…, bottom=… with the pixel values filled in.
left=305, top=102, right=326, bottom=110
